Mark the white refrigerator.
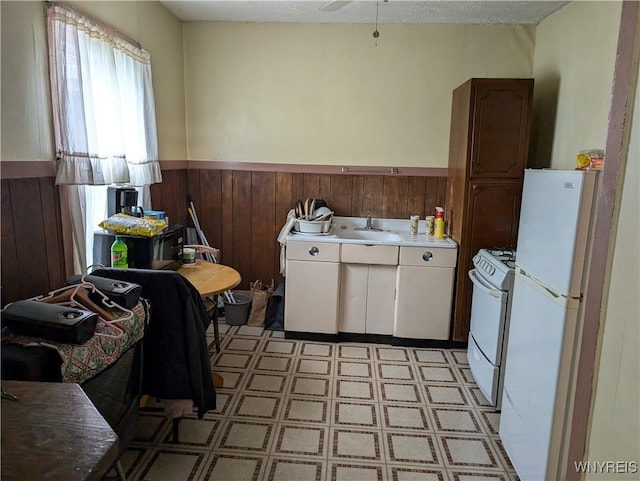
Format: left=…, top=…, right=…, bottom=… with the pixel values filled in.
left=499, top=169, right=599, bottom=481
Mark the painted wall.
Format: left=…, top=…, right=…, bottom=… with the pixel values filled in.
left=532, top=1, right=639, bottom=476
left=183, top=22, right=534, bottom=167
left=0, top=0, right=187, bottom=162
left=1, top=1, right=54, bottom=162
left=529, top=1, right=620, bottom=170
left=585, top=60, right=639, bottom=481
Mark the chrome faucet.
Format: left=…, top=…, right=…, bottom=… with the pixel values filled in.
left=356, top=210, right=382, bottom=231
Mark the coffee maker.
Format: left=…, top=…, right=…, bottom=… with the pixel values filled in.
left=107, top=187, right=142, bottom=217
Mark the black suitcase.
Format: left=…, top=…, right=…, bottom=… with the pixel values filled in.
left=67, top=274, right=141, bottom=309
left=1, top=300, right=98, bottom=345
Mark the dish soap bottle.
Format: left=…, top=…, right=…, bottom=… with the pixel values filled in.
left=111, top=236, right=128, bottom=268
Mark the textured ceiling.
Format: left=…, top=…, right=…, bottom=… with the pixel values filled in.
left=160, top=0, right=569, bottom=24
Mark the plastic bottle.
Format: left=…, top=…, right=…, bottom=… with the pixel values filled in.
left=434, top=217, right=444, bottom=238
left=434, top=207, right=445, bottom=238
left=111, top=236, right=128, bottom=268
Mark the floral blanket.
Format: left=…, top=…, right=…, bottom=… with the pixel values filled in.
left=4, top=300, right=148, bottom=384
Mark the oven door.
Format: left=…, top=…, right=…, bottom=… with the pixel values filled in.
left=468, top=333, right=499, bottom=406
left=468, top=268, right=508, bottom=365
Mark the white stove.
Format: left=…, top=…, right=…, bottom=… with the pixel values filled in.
left=472, top=248, right=516, bottom=290
left=467, top=247, right=517, bottom=410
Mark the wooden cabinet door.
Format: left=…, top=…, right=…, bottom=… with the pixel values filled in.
left=469, top=79, right=533, bottom=179
left=451, top=180, right=522, bottom=341
left=465, top=181, right=522, bottom=253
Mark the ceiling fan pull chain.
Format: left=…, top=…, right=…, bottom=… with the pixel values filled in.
left=373, top=0, right=380, bottom=45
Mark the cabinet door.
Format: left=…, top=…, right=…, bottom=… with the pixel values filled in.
left=469, top=79, right=533, bottom=178
left=285, top=260, right=340, bottom=334
left=339, top=264, right=397, bottom=335
left=366, top=265, right=396, bottom=335
left=451, top=180, right=522, bottom=342
left=394, top=265, right=454, bottom=340
left=339, top=264, right=368, bottom=333
left=466, top=181, right=522, bottom=252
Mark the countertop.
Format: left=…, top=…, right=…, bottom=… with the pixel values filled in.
left=286, top=216, right=458, bottom=248
left=1, top=381, right=119, bottom=481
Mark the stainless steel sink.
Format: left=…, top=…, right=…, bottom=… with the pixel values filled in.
left=336, top=229, right=403, bottom=242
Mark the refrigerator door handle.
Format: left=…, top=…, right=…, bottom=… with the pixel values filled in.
left=517, top=268, right=578, bottom=309
left=468, top=269, right=502, bottom=298
left=518, top=267, right=564, bottom=297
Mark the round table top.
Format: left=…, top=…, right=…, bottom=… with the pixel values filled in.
left=177, top=260, right=241, bottom=297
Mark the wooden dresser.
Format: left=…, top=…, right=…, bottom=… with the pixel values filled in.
left=445, top=78, right=534, bottom=342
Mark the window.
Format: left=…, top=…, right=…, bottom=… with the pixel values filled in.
left=46, top=3, right=161, bottom=273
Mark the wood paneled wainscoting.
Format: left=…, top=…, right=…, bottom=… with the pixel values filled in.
left=1, top=162, right=66, bottom=304
left=0, top=161, right=447, bottom=302
left=152, top=162, right=448, bottom=291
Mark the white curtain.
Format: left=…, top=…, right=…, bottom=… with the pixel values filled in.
left=47, top=3, right=162, bottom=273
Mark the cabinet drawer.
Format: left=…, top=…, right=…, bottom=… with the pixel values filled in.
left=286, top=241, right=340, bottom=262
left=398, top=246, right=457, bottom=268
left=341, top=244, right=398, bottom=265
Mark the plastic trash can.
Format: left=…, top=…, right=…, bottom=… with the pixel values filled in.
left=223, top=293, right=252, bottom=326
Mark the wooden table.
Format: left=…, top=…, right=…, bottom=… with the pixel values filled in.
left=178, top=260, right=241, bottom=297
left=178, top=260, right=241, bottom=353
left=1, top=380, right=119, bottom=481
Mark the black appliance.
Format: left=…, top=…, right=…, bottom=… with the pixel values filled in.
left=93, top=224, right=184, bottom=270
left=107, top=187, right=142, bottom=217
left=1, top=300, right=98, bottom=345
left=66, top=275, right=142, bottom=309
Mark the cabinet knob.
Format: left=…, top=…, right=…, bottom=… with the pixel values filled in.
left=422, top=251, right=433, bottom=262
left=309, top=246, right=319, bottom=256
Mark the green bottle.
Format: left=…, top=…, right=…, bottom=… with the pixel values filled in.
left=111, top=236, right=128, bottom=268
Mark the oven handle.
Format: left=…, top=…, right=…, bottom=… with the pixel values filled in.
left=468, top=269, right=502, bottom=298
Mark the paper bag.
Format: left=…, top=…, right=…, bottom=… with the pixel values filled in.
left=247, top=279, right=274, bottom=326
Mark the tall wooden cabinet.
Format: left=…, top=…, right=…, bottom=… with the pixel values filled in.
left=446, top=78, right=534, bottom=342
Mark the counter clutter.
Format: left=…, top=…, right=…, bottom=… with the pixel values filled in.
left=288, top=215, right=458, bottom=248
left=284, top=216, right=458, bottom=346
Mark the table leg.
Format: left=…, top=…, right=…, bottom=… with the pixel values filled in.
left=212, top=294, right=221, bottom=353
left=210, top=294, right=224, bottom=388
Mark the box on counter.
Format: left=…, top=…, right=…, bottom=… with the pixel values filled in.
left=144, top=210, right=166, bottom=220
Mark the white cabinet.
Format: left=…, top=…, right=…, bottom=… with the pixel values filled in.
left=339, top=244, right=398, bottom=335
left=339, top=264, right=397, bottom=335
left=285, top=241, right=340, bottom=334
left=394, top=247, right=457, bottom=340
left=284, top=235, right=458, bottom=341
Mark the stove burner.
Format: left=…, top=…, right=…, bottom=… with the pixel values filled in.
left=487, top=248, right=516, bottom=262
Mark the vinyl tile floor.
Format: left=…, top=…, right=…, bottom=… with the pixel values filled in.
left=113, top=321, right=518, bottom=481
